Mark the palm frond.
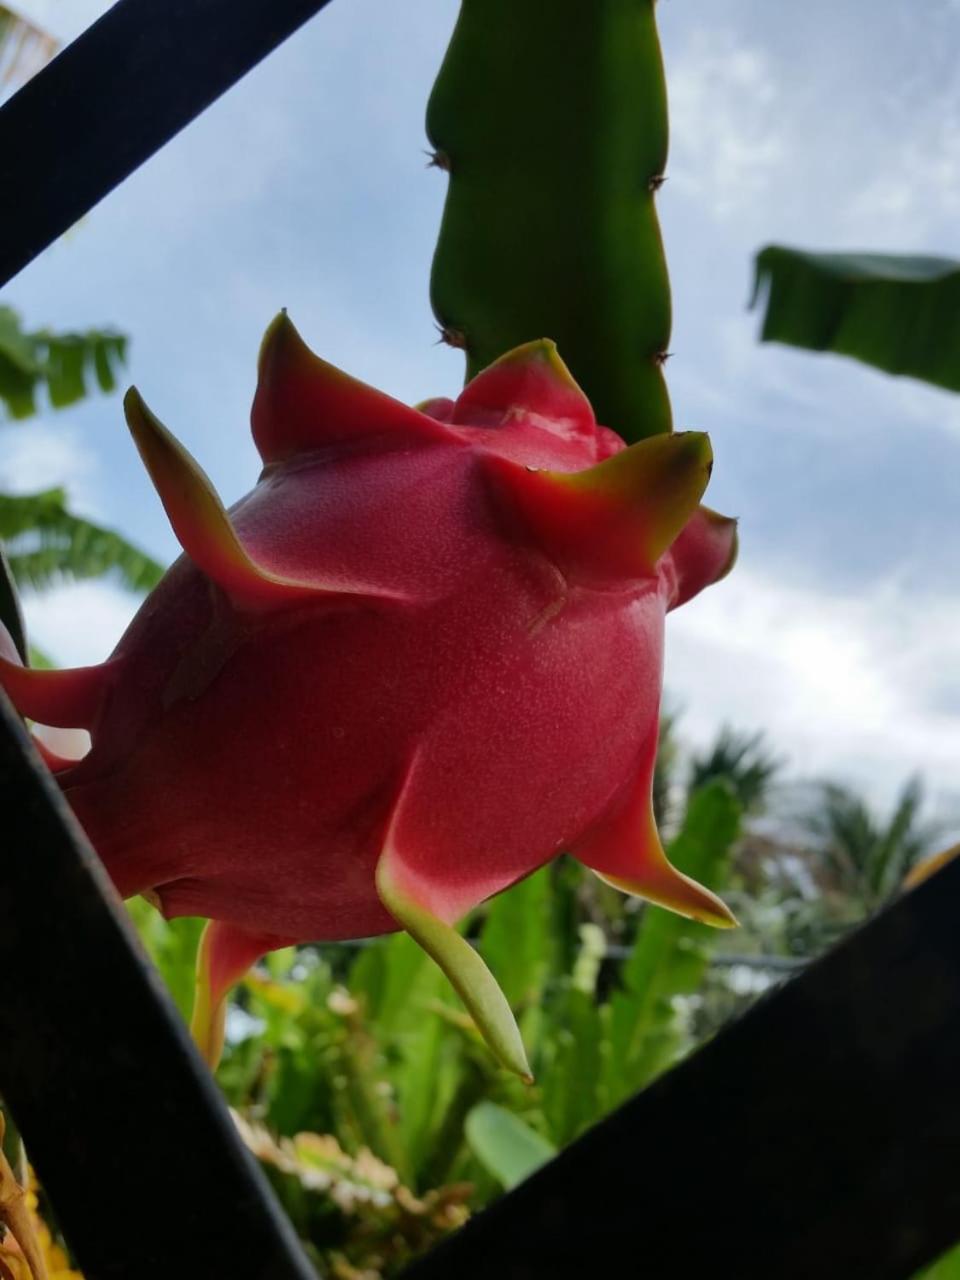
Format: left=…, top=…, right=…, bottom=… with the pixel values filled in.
left=0, top=489, right=165, bottom=594
left=873, top=777, right=941, bottom=902
left=0, top=306, right=128, bottom=420
left=688, top=726, right=781, bottom=814
left=805, top=777, right=938, bottom=913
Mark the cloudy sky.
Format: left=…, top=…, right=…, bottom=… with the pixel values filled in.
left=6, top=0, right=960, bottom=821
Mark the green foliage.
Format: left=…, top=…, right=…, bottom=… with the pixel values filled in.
left=0, top=489, right=163, bottom=594
left=804, top=775, right=940, bottom=916
left=126, top=898, right=204, bottom=1021
left=688, top=727, right=780, bottom=815
left=236, top=1112, right=472, bottom=1278
left=538, top=957, right=605, bottom=1147
left=477, top=865, right=554, bottom=1011
left=752, top=246, right=960, bottom=392
left=428, top=0, right=673, bottom=440
left=601, top=782, right=741, bottom=1107
left=652, top=708, right=681, bottom=830
left=0, top=307, right=161, bottom=627
left=464, top=1102, right=555, bottom=1189
left=126, top=781, right=742, bottom=1274
left=0, top=307, right=128, bottom=421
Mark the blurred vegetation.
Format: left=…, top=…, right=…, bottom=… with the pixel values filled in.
left=0, top=1167, right=81, bottom=1280
left=125, top=776, right=741, bottom=1274
left=0, top=307, right=127, bottom=422
left=120, top=721, right=955, bottom=1277
left=0, top=305, right=163, bottom=660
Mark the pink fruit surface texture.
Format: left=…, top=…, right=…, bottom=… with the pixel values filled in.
left=0, top=316, right=738, bottom=1077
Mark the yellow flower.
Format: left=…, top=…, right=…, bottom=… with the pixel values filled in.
left=0, top=1173, right=83, bottom=1280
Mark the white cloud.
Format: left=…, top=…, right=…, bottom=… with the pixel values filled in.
left=668, top=28, right=785, bottom=218
left=666, top=561, right=960, bottom=819
left=844, top=109, right=960, bottom=242
left=22, top=580, right=138, bottom=667
left=0, top=423, right=102, bottom=508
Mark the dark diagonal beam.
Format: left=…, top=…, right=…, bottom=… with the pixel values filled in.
left=0, top=693, right=316, bottom=1279
left=403, top=854, right=960, bottom=1280
left=0, top=0, right=334, bottom=287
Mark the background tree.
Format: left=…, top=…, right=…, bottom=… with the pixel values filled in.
left=803, top=775, right=940, bottom=918
left=688, top=726, right=781, bottom=816
left=0, top=306, right=163, bottom=661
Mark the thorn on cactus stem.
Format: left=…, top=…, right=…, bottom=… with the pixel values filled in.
left=649, top=173, right=667, bottom=192
left=436, top=325, right=467, bottom=350
left=654, top=350, right=672, bottom=366
left=425, top=148, right=450, bottom=171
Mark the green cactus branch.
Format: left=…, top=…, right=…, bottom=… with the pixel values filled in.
left=428, top=0, right=673, bottom=442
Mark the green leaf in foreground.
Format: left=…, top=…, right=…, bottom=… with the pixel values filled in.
left=752, top=245, right=960, bottom=392
left=464, top=1102, right=556, bottom=1190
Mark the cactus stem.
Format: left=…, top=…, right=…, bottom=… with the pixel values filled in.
left=427, top=0, right=675, bottom=440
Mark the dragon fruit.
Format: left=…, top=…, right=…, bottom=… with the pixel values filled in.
left=0, top=315, right=737, bottom=1077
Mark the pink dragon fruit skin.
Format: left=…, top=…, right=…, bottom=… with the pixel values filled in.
left=0, top=315, right=737, bottom=1076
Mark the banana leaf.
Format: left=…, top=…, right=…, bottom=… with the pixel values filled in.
left=752, top=245, right=960, bottom=392
left=0, top=488, right=163, bottom=593
left=0, top=306, right=127, bottom=419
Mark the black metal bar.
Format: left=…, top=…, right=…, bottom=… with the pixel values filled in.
left=0, top=0, right=334, bottom=288
left=403, top=856, right=960, bottom=1280
left=0, top=693, right=316, bottom=1280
